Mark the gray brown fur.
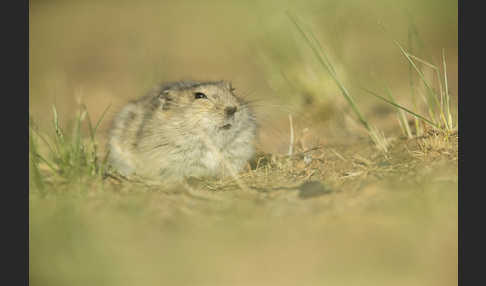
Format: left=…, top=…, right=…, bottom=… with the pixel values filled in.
left=106, top=80, right=257, bottom=182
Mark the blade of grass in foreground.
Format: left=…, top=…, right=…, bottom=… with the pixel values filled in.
left=442, top=49, right=454, bottom=130
left=84, top=104, right=111, bottom=175
left=394, top=41, right=440, bottom=117
left=69, top=108, right=87, bottom=176
left=29, top=116, right=56, bottom=156
left=51, top=105, right=66, bottom=161
left=29, top=117, right=58, bottom=173
left=404, top=53, right=448, bottom=126
left=29, top=121, right=46, bottom=194
left=286, top=11, right=370, bottom=131
left=361, top=88, right=439, bottom=128
left=407, top=25, right=423, bottom=137
left=85, top=104, right=111, bottom=143
left=384, top=86, right=413, bottom=138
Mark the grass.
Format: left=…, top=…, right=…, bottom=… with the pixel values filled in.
left=362, top=45, right=457, bottom=137
left=286, top=11, right=391, bottom=153
left=384, top=85, right=413, bottom=138
left=29, top=1, right=457, bottom=285
left=287, top=12, right=456, bottom=154
left=29, top=105, right=110, bottom=195
left=366, top=22, right=457, bottom=137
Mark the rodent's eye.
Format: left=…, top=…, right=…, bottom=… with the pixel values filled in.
left=194, top=92, right=207, bottom=99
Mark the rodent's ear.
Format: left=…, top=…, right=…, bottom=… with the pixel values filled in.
left=222, top=81, right=234, bottom=91
left=155, top=90, right=173, bottom=110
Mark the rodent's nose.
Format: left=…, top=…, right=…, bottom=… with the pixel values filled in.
left=225, top=106, right=237, bottom=117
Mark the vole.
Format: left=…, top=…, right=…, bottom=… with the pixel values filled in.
left=106, top=80, right=257, bottom=182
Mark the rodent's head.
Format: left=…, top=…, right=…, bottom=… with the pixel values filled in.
left=148, top=81, right=255, bottom=139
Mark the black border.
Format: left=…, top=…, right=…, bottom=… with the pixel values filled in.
left=5, top=0, right=29, bottom=284
left=3, top=0, right=29, bottom=284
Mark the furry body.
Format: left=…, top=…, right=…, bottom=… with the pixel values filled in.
left=107, top=81, right=256, bottom=182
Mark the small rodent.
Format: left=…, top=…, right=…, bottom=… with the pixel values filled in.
left=106, top=80, right=257, bottom=182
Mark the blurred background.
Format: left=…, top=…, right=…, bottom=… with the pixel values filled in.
left=30, top=0, right=457, bottom=153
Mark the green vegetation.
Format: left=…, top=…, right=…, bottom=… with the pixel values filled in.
left=30, top=0, right=457, bottom=285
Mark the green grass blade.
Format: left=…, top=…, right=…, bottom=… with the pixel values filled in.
left=94, top=104, right=111, bottom=136
left=29, top=124, right=45, bottom=194
left=35, top=152, right=58, bottom=174
left=442, top=49, right=453, bottom=130
left=30, top=117, right=56, bottom=156
left=407, top=26, right=422, bottom=137
left=434, top=62, right=447, bottom=128
left=384, top=86, right=413, bottom=138
left=84, top=104, right=110, bottom=141
left=406, top=54, right=438, bottom=70
left=51, top=105, right=65, bottom=161
left=83, top=104, right=110, bottom=175
left=306, top=26, right=336, bottom=76
left=74, top=109, right=87, bottom=173
left=52, top=105, right=64, bottom=143
left=404, top=52, right=446, bottom=126
left=406, top=11, right=426, bottom=53
left=362, top=88, right=439, bottom=128
left=84, top=105, right=96, bottom=143
left=287, top=11, right=370, bottom=131
left=394, top=41, right=440, bottom=113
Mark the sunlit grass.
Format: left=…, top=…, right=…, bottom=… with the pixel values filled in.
left=287, top=11, right=391, bottom=153
left=363, top=44, right=456, bottom=136
left=384, top=85, right=413, bottom=138
left=29, top=105, right=110, bottom=194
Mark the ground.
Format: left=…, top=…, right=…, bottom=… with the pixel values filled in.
left=29, top=122, right=458, bottom=286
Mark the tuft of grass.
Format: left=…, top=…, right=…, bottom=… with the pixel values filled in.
left=286, top=11, right=390, bottom=153
left=29, top=105, right=110, bottom=192
left=363, top=44, right=456, bottom=136
left=29, top=117, right=46, bottom=195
